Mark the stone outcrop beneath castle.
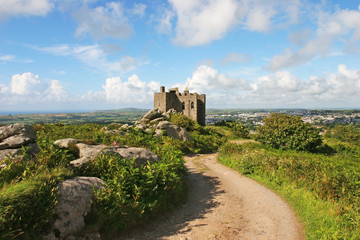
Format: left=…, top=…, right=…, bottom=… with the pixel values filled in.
left=154, top=86, right=206, bottom=126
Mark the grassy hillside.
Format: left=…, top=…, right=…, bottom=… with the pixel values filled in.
left=218, top=125, right=360, bottom=239
left=0, top=115, right=224, bottom=239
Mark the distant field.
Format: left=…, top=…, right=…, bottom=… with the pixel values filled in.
left=0, top=108, right=149, bottom=125
left=2, top=108, right=359, bottom=126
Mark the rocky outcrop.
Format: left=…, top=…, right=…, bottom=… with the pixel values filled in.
left=120, top=124, right=130, bottom=131
left=100, top=127, right=126, bottom=135
left=53, top=138, right=79, bottom=149
left=102, top=146, right=160, bottom=165
left=142, top=108, right=163, bottom=121
left=0, top=124, right=39, bottom=167
left=43, top=177, right=105, bottom=240
left=54, top=139, right=160, bottom=168
left=132, top=108, right=192, bottom=142
left=70, top=143, right=108, bottom=168
left=0, top=123, right=37, bottom=150
left=155, top=121, right=192, bottom=142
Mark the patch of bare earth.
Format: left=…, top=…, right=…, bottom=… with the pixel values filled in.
left=116, top=153, right=304, bottom=240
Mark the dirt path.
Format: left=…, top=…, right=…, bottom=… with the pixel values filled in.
left=117, top=153, right=304, bottom=240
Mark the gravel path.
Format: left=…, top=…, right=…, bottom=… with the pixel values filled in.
left=117, top=153, right=304, bottom=240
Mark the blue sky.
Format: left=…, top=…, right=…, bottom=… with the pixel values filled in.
left=0, top=0, right=360, bottom=113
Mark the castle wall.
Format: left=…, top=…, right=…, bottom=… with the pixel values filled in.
left=154, top=87, right=206, bottom=126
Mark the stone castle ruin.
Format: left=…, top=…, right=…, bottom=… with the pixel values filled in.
left=154, top=86, right=206, bottom=126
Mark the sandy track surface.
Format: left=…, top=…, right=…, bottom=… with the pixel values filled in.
left=116, top=153, right=304, bottom=240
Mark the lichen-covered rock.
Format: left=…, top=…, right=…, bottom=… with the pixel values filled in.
left=70, top=143, right=107, bottom=168
left=150, top=116, right=165, bottom=124
left=53, top=138, right=79, bottom=149
left=52, top=139, right=160, bottom=168
left=156, top=121, right=173, bottom=129
left=44, top=177, right=105, bottom=239
left=142, top=108, right=163, bottom=121
left=165, top=108, right=177, bottom=116
left=155, top=121, right=192, bottom=142
left=102, top=146, right=160, bottom=165
left=135, top=123, right=147, bottom=130
left=120, top=124, right=130, bottom=131
left=0, top=124, right=39, bottom=165
left=0, top=123, right=36, bottom=150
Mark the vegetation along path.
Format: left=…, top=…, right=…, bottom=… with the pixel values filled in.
left=118, top=150, right=304, bottom=240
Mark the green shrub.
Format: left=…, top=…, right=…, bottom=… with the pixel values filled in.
left=188, top=130, right=225, bottom=153
left=255, top=113, right=322, bottom=151
left=83, top=152, right=186, bottom=235
left=326, top=125, right=360, bottom=146
left=168, top=113, right=202, bottom=132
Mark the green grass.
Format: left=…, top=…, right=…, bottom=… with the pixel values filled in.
left=218, top=142, right=360, bottom=239
left=1, top=119, right=226, bottom=238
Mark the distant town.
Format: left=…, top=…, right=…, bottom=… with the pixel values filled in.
left=206, top=109, right=360, bottom=129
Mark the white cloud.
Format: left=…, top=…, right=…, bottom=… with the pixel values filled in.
left=165, top=0, right=303, bottom=46
left=169, top=0, right=239, bottom=46
left=268, top=5, right=360, bottom=71
left=132, top=3, right=146, bottom=17
left=245, top=64, right=360, bottom=107
left=242, top=4, right=274, bottom=32
left=288, top=28, right=312, bottom=46
left=176, top=64, right=360, bottom=108
left=37, top=44, right=139, bottom=73
left=0, top=55, right=15, bottom=61
left=220, top=52, right=251, bottom=66
left=102, top=74, right=160, bottom=104
left=251, top=70, right=301, bottom=94
left=11, top=72, right=41, bottom=95
left=0, top=84, right=9, bottom=94
left=74, top=2, right=133, bottom=40
left=180, top=65, right=248, bottom=93
left=0, top=0, right=53, bottom=21
left=156, top=9, right=175, bottom=34
left=44, top=80, right=69, bottom=101
left=0, top=55, right=33, bottom=63
left=1, top=72, right=70, bottom=108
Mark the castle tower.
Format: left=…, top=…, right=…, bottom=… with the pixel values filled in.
left=154, top=86, right=206, bottom=126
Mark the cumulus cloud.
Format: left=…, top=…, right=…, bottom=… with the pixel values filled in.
left=245, top=64, right=360, bottom=107
left=267, top=5, right=360, bottom=71
left=11, top=72, right=41, bottom=95
left=74, top=2, right=133, bottom=40
left=102, top=74, right=160, bottom=104
left=37, top=44, right=139, bottom=73
left=0, top=0, right=53, bottom=21
left=179, top=65, right=248, bottom=94
left=1, top=72, right=69, bottom=108
left=175, top=64, right=360, bottom=108
left=44, top=80, right=69, bottom=101
left=163, top=0, right=303, bottom=46
left=169, top=0, right=239, bottom=46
